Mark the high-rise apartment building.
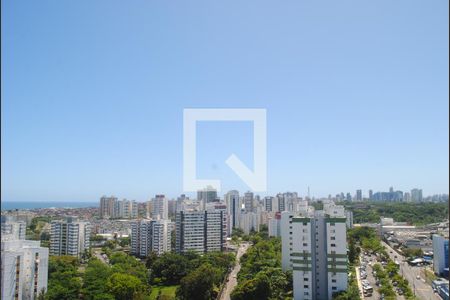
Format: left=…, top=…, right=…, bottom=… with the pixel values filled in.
left=281, top=205, right=348, bottom=300
left=268, top=212, right=281, bottom=237
left=50, top=218, right=91, bottom=258
left=1, top=216, right=26, bottom=241
left=239, top=212, right=260, bottom=235
left=100, top=195, right=118, bottom=218
left=433, top=235, right=449, bottom=277
left=99, top=196, right=138, bottom=219
left=244, top=191, right=254, bottom=212
left=131, top=219, right=172, bottom=257
left=404, top=192, right=411, bottom=202
left=356, top=190, right=362, bottom=201
left=197, top=186, right=218, bottom=210
left=206, top=202, right=230, bottom=237
left=116, top=199, right=138, bottom=219
left=368, top=190, right=373, bottom=201
left=276, top=193, right=286, bottom=212
left=1, top=240, right=49, bottom=300
left=264, top=196, right=276, bottom=212
left=175, top=210, right=224, bottom=254
left=225, top=190, right=240, bottom=229
left=152, top=194, right=168, bottom=220
left=346, top=193, right=352, bottom=202
left=411, top=188, right=423, bottom=202
left=283, top=192, right=299, bottom=212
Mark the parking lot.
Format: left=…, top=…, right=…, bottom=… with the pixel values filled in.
left=357, top=253, right=379, bottom=299
left=357, top=252, right=409, bottom=300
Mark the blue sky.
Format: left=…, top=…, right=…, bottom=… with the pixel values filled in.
left=2, top=0, right=448, bottom=202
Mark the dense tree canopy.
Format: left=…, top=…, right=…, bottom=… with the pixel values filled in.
left=231, top=235, right=292, bottom=300
left=342, top=201, right=448, bottom=225
left=82, top=259, right=113, bottom=300
left=45, top=256, right=82, bottom=300
left=176, top=263, right=221, bottom=300
left=106, top=273, right=146, bottom=300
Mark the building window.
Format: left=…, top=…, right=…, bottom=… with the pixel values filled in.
left=304, top=278, right=309, bottom=281
left=304, top=285, right=309, bottom=288
left=331, top=243, right=336, bottom=247
left=303, top=243, right=308, bottom=246
left=330, top=223, right=335, bottom=226
left=304, top=292, right=309, bottom=295
left=331, top=236, right=336, bottom=240
left=303, top=222, right=307, bottom=225
left=332, top=286, right=337, bottom=290
left=332, top=279, right=336, bottom=283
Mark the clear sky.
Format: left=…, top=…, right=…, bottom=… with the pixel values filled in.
left=1, top=0, right=448, bottom=202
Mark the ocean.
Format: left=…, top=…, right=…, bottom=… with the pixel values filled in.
left=1, top=201, right=98, bottom=211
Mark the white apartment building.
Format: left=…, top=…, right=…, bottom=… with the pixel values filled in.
left=264, top=196, right=276, bottom=212
left=50, top=219, right=91, bottom=258
left=1, top=217, right=26, bottom=241
left=99, top=196, right=138, bottom=219
left=276, top=193, right=286, bottom=212
left=1, top=240, right=48, bottom=300
left=175, top=210, right=225, bottom=254
left=206, top=202, right=231, bottom=237
left=152, top=219, right=172, bottom=255
left=433, top=234, right=449, bottom=276
left=116, top=199, right=138, bottom=219
left=100, top=195, right=118, bottom=218
left=268, top=212, right=282, bottom=237
left=131, top=219, right=172, bottom=257
left=152, top=194, right=169, bottom=220
left=281, top=207, right=348, bottom=300
left=239, top=211, right=260, bottom=235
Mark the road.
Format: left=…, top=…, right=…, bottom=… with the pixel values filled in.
left=357, top=254, right=380, bottom=300
left=93, top=249, right=109, bottom=264
left=219, top=242, right=251, bottom=300
left=382, top=241, right=440, bottom=300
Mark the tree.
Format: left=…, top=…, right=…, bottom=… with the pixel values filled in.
left=176, top=263, right=221, bottom=300
left=231, top=273, right=271, bottom=300
left=332, top=284, right=360, bottom=300
left=106, top=273, right=145, bottom=300
left=258, top=267, right=289, bottom=299
left=46, top=256, right=81, bottom=300
left=82, top=259, right=112, bottom=300
left=150, top=252, right=191, bottom=285
left=109, top=253, right=149, bottom=284
left=145, top=251, right=159, bottom=269
left=118, top=237, right=130, bottom=247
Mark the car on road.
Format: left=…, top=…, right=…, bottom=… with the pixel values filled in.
left=416, top=275, right=421, bottom=279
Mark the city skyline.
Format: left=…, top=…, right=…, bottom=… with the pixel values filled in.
left=2, top=0, right=449, bottom=202
left=1, top=186, right=448, bottom=204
